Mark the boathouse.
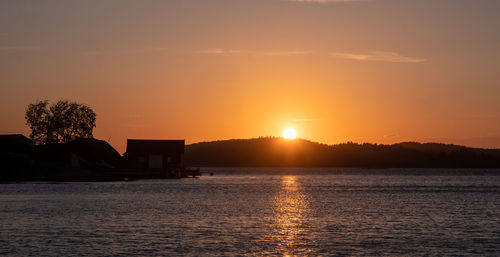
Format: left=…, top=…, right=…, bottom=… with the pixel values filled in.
left=125, top=139, right=185, bottom=177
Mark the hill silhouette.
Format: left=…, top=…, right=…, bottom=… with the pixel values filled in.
left=185, top=137, right=500, bottom=168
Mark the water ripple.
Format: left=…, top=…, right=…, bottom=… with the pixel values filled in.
left=1, top=172, right=500, bottom=256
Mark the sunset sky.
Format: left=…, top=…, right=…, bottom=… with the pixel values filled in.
left=1, top=0, right=499, bottom=152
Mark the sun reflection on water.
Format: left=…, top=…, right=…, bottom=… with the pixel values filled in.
left=272, top=176, right=310, bottom=256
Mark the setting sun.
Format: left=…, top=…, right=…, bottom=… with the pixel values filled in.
left=283, top=128, right=297, bottom=139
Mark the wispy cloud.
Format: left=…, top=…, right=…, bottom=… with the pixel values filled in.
left=197, top=49, right=314, bottom=56
left=266, top=50, right=314, bottom=56
left=80, top=47, right=170, bottom=56
left=81, top=50, right=105, bottom=56
left=331, top=51, right=426, bottom=63
left=0, top=46, right=40, bottom=52
left=134, top=47, right=170, bottom=54
left=141, top=47, right=169, bottom=52
left=286, top=0, right=371, bottom=3
left=197, top=49, right=253, bottom=55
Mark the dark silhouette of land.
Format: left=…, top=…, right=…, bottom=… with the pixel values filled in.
left=185, top=137, right=500, bottom=168
left=0, top=135, right=124, bottom=181
left=0, top=135, right=190, bottom=182
left=2, top=135, right=500, bottom=182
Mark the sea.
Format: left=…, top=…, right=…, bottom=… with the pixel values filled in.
left=1, top=168, right=500, bottom=256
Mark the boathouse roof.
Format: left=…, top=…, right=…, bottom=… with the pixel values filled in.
left=126, top=139, right=185, bottom=155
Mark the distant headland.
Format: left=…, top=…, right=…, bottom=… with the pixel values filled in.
left=185, top=137, right=500, bottom=168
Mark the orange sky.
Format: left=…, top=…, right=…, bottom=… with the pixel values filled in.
left=1, top=0, right=500, bottom=153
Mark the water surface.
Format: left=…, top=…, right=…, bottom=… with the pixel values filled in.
left=1, top=168, right=500, bottom=256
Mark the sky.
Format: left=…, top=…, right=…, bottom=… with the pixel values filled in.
left=1, top=0, right=499, bottom=153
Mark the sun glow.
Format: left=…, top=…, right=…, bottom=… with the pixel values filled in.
left=283, top=128, right=297, bottom=139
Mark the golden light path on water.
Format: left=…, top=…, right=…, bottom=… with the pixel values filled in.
left=272, top=176, right=310, bottom=256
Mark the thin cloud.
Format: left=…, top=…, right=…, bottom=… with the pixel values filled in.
left=286, top=0, right=371, bottom=3
left=197, top=49, right=314, bottom=56
left=80, top=47, right=170, bottom=56
left=0, top=46, right=40, bottom=52
left=81, top=50, right=104, bottom=56
left=266, top=50, right=314, bottom=56
left=141, top=47, right=169, bottom=52
left=134, top=47, right=170, bottom=54
left=331, top=51, right=427, bottom=63
left=197, top=49, right=252, bottom=55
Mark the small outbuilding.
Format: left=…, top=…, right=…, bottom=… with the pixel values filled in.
left=125, top=139, right=185, bottom=177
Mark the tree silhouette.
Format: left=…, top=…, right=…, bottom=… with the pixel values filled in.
left=25, top=100, right=96, bottom=145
